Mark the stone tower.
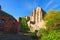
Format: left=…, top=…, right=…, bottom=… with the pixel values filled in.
left=30, top=7, right=46, bottom=23
left=28, top=7, right=46, bottom=32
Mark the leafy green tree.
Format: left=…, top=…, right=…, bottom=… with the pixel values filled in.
left=21, top=17, right=29, bottom=32
left=44, top=10, right=60, bottom=30
left=46, top=20, right=54, bottom=30
left=44, top=10, right=60, bottom=21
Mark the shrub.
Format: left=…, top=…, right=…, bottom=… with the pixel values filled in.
left=41, top=30, right=60, bottom=40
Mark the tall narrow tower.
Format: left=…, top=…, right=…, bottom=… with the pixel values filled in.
left=35, top=7, right=46, bottom=23
left=30, top=7, right=46, bottom=23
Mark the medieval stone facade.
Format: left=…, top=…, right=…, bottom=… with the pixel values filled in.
left=0, top=6, right=21, bottom=33
left=27, top=7, right=46, bottom=32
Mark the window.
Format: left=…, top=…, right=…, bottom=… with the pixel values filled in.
left=0, top=19, right=4, bottom=28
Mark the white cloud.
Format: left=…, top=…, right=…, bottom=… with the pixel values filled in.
left=45, top=0, right=53, bottom=10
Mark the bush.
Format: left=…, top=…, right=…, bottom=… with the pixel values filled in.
left=37, top=28, right=48, bottom=38
left=41, top=30, right=60, bottom=40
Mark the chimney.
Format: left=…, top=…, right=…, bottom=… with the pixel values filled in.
left=17, top=17, right=21, bottom=23
left=17, top=17, right=21, bottom=32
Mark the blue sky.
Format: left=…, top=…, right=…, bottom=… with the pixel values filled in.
left=0, top=0, right=60, bottom=19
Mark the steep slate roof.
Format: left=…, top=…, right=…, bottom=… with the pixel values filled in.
left=0, top=10, right=17, bottom=21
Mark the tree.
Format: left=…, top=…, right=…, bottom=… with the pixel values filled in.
left=21, top=17, right=29, bottom=32
left=44, top=10, right=60, bottom=21
left=38, top=10, right=60, bottom=40
left=44, top=10, right=60, bottom=30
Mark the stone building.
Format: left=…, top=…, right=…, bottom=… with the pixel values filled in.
left=27, top=7, right=46, bottom=32
left=0, top=6, right=21, bottom=33
left=25, top=16, right=30, bottom=21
